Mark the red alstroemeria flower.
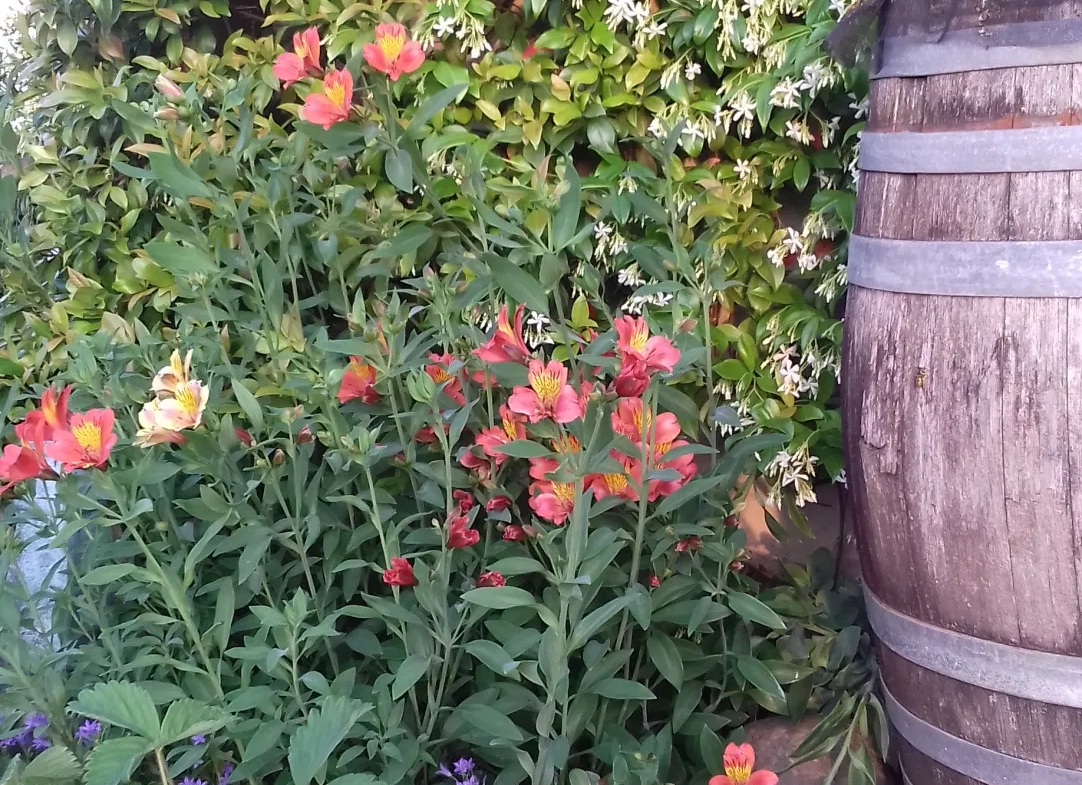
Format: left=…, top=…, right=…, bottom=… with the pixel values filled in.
left=235, top=427, right=255, bottom=447
left=447, top=510, right=480, bottom=549
left=45, top=409, right=117, bottom=472
left=427, top=352, right=466, bottom=406
left=474, top=304, right=531, bottom=365
left=476, top=571, right=506, bottom=588
left=612, top=362, right=650, bottom=397
left=529, top=478, right=576, bottom=525
left=614, top=315, right=680, bottom=374
left=339, top=357, right=380, bottom=405
left=486, top=495, right=512, bottom=512
left=453, top=489, right=475, bottom=512
left=0, top=416, right=51, bottom=492
left=508, top=360, right=584, bottom=424
left=502, top=524, right=526, bottom=541
left=475, top=405, right=527, bottom=467
left=587, top=452, right=640, bottom=502
left=460, top=447, right=495, bottom=484
left=363, top=23, right=425, bottom=82
left=39, top=385, right=72, bottom=438
left=416, top=422, right=450, bottom=445
left=300, top=67, right=353, bottom=130
left=273, top=26, right=321, bottom=87
left=649, top=440, right=697, bottom=500
left=648, top=574, right=661, bottom=589
left=674, top=536, right=702, bottom=553
left=382, top=556, right=418, bottom=587
left=612, top=397, right=681, bottom=446
left=708, top=743, right=778, bottom=785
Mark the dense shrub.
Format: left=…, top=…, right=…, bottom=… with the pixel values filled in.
left=0, top=1, right=881, bottom=785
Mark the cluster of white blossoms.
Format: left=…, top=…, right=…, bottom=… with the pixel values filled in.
left=418, top=0, right=492, bottom=59
left=764, top=441, right=820, bottom=507
left=593, top=221, right=629, bottom=261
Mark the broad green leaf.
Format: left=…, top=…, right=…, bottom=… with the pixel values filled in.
left=365, top=225, right=432, bottom=260
left=82, top=738, right=153, bottom=785
left=147, top=152, right=217, bottom=199
left=159, top=699, right=230, bottom=744
left=231, top=381, right=264, bottom=432
left=287, top=697, right=364, bottom=785
left=588, top=679, right=655, bottom=700
left=407, top=83, right=468, bottom=135
left=646, top=633, right=684, bottom=690
left=392, top=654, right=430, bottom=700
left=464, top=640, right=518, bottom=676
left=461, top=587, right=536, bottom=609
left=69, top=682, right=160, bottom=739
left=455, top=704, right=524, bottom=741
left=81, top=565, right=136, bottom=585
left=143, top=241, right=215, bottom=278
left=727, top=592, right=787, bottom=630
left=736, top=655, right=786, bottom=702
left=698, top=726, right=723, bottom=772
left=484, top=255, right=549, bottom=315
left=483, top=557, right=547, bottom=577
left=22, top=746, right=81, bottom=783
left=568, top=594, right=633, bottom=651
left=492, top=440, right=551, bottom=459
left=552, top=162, right=580, bottom=250
left=385, top=148, right=413, bottom=193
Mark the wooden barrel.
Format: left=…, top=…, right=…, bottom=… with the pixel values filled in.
left=843, top=3, right=1082, bottom=784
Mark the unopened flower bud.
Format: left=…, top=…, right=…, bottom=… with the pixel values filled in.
left=154, top=107, right=179, bottom=121
left=271, top=448, right=286, bottom=466
left=155, top=74, right=184, bottom=101
left=297, top=425, right=313, bottom=444
left=406, top=369, right=436, bottom=404
left=98, top=34, right=123, bottom=62
left=234, top=428, right=254, bottom=447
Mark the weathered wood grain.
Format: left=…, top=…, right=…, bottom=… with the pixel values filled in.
left=845, top=29, right=1082, bottom=784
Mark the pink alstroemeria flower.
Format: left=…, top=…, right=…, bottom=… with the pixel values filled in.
left=508, top=360, right=584, bottom=424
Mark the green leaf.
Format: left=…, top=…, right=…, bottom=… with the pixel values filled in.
left=159, top=699, right=230, bottom=744
left=147, top=152, right=217, bottom=199
left=82, top=738, right=153, bottom=785
left=552, top=162, right=581, bottom=250
left=793, top=156, right=811, bottom=191
left=231, top=381, right=264, bottom=432
left=69, top=682, right=160, bottom=739
left=646, top=634, right=684, bottom=690
left=484, top=255, right=549, bottom=314
left=483, top=557, right=547, bottom=576
left=464, top=640, right=518, bottom=676
left=455, top=704, right=524, bottom=742
left=407, top=83, right=468, bottom=135
left=385, top=148, right=413, bottom=193
left=727, top=592, right=787, bottom=630
left=698, top=725, right=723, bottom=772
left=80, top=565, right=136, bottom=586
left=392, top=654, right=430, bottom=700
left=143, top=241, right=215, bottom=278
left=287, top=697, right=362, bottom=785
left=365, top=225, right=432, bottom=260
left=462, top=586, right=536, bottom=609
left=736, top=655, right=786, bottom=702
left=568, top=594, right=633, bottom=651
left=492, top=440, right=551, bottom=459
left=22, top=746, right=81, bottom=783
left=588, top=679, right=655, bottom=700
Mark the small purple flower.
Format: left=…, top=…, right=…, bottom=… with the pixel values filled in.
left=191, top=735, right=206, bottom=746
left=461, top=777, right=479, bottom=785
left=178, top=778, right=207, bottom=785
left=30, top=737, right=51, bottom=751
left=0, top=736, right=21, bottom=750
left=218, top=763, right=235, bottom=785
left=75, top=720, right=101, bottom=745
left=437, top=765, right=453, bottom=779
left=453, top=759, right=475, bottom=776
left=23, top=714, right=47, bottom=730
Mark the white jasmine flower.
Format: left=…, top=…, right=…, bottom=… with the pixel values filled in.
left=770, top=78, right=805, bottom=109
left=734, top=159, right=754, bottom=180
left=684, top=61, right=702, bottom=81
left=785, top=118, right=813, bottom=145
left=594, top=221, right=613, bottom=240
left=640, top=19, right=667, bottom=39
left=728, top=91, right=756, bottom=123
left=433, top=16, right=456, bottom=37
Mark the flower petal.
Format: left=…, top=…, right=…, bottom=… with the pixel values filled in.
left=747, top=772, right=778, bottom=785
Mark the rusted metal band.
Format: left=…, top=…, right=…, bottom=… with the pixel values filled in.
left=848, top=235, right=1082, bottom=297
left=866, top=585, right=1082, bottom=707
left=873, top=19, right=1082, bottom=79
left=884, top=683, right=1082, bottom=783
left=860, top=126, right=1082, bottom=174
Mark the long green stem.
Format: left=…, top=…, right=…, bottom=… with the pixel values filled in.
left=155, top=747, right=172, bottom=785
